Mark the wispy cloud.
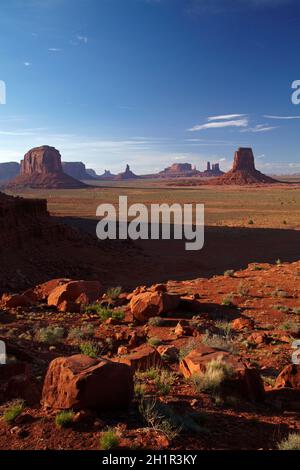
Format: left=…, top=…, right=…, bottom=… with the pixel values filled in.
left=264, top=115, right=300, bottom=120
left=77, top=35, right=88, bottom=44
left=23, top=62, right=32, bottom=67
left=48, top=47, right=62, bottom=52
left=241, top=124, right=277, bottom=133
left=188, top=118, right=248, bottom=131
left=207, top=114, right=247, bottom=121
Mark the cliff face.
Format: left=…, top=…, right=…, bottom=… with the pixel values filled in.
left=62, top=162, right=94, bottom=180
left=0, top=162, right=20, bottom=181
left=159, top=163, right=200, bottom=178
left=5, top=146, right=87, bottom=189
left=216, top=148, right=277, bottom=185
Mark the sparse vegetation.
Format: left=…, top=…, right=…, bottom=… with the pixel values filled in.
left=224, top=269, right=235, bottom=277
left=106, top=286, right=122, bottom=301
left=292, top=307, right=300, bottom=315
left=84, top=304, right=124, bottom=323
left=36, top=326, right=65, bottom=344
left=278, top=433, right=300, bottom=450
left=272, top=289, right=289, bottom=298
left=154, top=369, right=176, bottom=395
left=191, top=356, right=235, bottom=394
left=100, top=429, right=119, bottom=450
left=138, top=398, right=181, bottom=441
left=147, top=336, right=163, bottom=347
left=68, top=324, right=94, bottom=341
left=237, top=282, right=250, bottom=297
left=279, top=321, right=300, bottom=335
left=202, top=330, right=235, bottom=353
left=148, top=316, right=166, bottom=327
left=221, top=294, right=234, bottom=307
left=55, top=410, right=75, bottom=428
left=79, top=341, right=100, bottom=357
left=179, top=338, right=202, bottom=360
left=3, top=400, right=25, bottom=424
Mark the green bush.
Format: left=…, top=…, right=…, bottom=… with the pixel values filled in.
left=147, top=337, right=163, bottom=347
left=80, top=341, right=100, bottom=358
left=100, top=429, right=119, bottom=450
left=55, top=410, right=75, bottom=428
left=106, top=286, right=122, bottom=301
left=3, top=400, right=24, bottom=424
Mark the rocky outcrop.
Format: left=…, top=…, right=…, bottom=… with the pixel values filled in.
left=47, top=280, right=103, bottom=310
left=62, top=162, right=95, bottom=180
left=130, top=285, right=180, bottom=323
left=98, top=170, right=116, bottom=180
left=0, top=162, right=20, bottom=181
left=215, top=148, right=277, bottom=185
left=5, top=146, right=87, bottom=189
left=114, top=164, right=140, bottom=180
left=274, top=364, right=300, bottom=389
left=41, top=354, right=134, bottom=410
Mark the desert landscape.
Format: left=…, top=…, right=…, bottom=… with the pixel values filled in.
left=0, top=143, right=300, bottom=453
left=1, top=0, right=300, bottom=459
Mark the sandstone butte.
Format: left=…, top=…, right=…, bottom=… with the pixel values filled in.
left=213, top=147, right=278, bottom=185
left=5, top=145, right=88, bottom=189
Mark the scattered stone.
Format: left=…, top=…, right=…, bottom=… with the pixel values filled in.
left=42, top=354, right=133, bottom=411
left=130, top=290, right=180, bottom=323
left=47, top=280, right=103, bottom=309
left=113, top=345, right=163, bottom=372
left=232, top=317, right=254, bottom=331
left=274, top=364, right=300, bottom=389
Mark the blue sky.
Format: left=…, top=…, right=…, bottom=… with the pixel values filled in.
left=0, top=0, right=300, bottom=174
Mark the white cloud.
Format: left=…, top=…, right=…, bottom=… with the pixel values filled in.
left=240, top=124, right=277, bottom=133
left=264, top=115, right=300, bottom=120
left=208, top=114, right=247, bottom=121
left=48, top=48, right=62, bottom=52
left=77, top=35, right=88, bottom=44
left=24, top=62, right=32, bottom=67
left=188, top=118, right=248, bottom=131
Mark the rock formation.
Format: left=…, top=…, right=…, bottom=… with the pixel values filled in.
left=62, top=162, right=95, bottom=180
left=98, top=170, right=116, bottom=180
left=0, top=162, right=20, bottom=182
left=203, top=162, right=224, bottom=177
left=159, top=163, right=200, bottom=178
left=5, top=146, right=87, bottom=189
left=114, top=164, right=140, bottom=180
left=216, top=148, right=277, bottom=185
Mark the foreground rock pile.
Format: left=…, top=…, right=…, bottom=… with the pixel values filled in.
left=0, top=261, right=300, bottom=450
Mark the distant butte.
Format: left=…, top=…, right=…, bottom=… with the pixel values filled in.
left=114, top=164, right=140, bottom=180
left=214, top=148, right=277, bottom=185
left=5, top=146, right=88, bottom=189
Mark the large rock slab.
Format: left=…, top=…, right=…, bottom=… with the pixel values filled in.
left=42, top=354, right=133, bottom=410
left=130, top=290, right=180, bottom=323
left=47, top=280, right=103, bottom=309
left=113, top=345, right=163, bottom=372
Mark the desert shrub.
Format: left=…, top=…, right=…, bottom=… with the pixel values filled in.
left=134, top=382, right=146, bottom=399
left=278, top=433, right=300, bottom=450
left=79, top=341, right=100, bottom=358
left=148, top=317, right=166, bottom=327
left=262, top=376, right=276, bottom=387
left=215, top=320, right=232, bottom=337
left=3, top=400, right=24, bottom=424
left=112, top=310, right=125, bottom=322
left=272, top=289, right=289, bottom=298
left=292, top=307, right=300, bottom=315
left=273, top=305, right=289, bottom=312
left=276, top=259, right=282, bottom=266
left=179, top=338, right=202, bottom=360
left=279, top=321, right=300, bottom=335
left=106, top=286, right=122, bottom=301
left=68, top=324, right=94, bottom=341
left=221, top=295, right=234, bottom=307
left=201, top=330, right=234, bottom=352
left=248, top=219, right=254, bottom=225
left=224, top=269, right=235, bottom=277
left=154, top=369, right=176, bottom=395
left=252, top=264, right=263, bottom=271
left=135, top=367, right=158, bottom=381
left=36, top=326, right=64, bottom=344
left=191, top=355, right=235, bottom=394
left=147, top=337, right=163, bottom=347
left=100, top=429, right=119, bottom=450
left=138, top=398, right=180, bottom=441
left=55, top=410, right=75, bottom=428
